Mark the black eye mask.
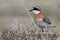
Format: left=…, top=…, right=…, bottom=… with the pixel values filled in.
left=29, top=7, right=40, bottom=12
left=33, top=7, right=40, bottom=11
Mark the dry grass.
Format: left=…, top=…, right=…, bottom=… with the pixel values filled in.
left=0, top=25, right=59, bottom=40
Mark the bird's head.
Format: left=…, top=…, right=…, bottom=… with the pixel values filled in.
left=29, top=7, right=41, bottom=14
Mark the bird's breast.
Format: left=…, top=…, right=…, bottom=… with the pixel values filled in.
left=34, top=13, right=44, bottom=22
left=36, top=18, right=43, bottom=22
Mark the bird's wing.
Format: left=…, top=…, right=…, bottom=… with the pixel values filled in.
left=43, top=15, right=51, bottom=24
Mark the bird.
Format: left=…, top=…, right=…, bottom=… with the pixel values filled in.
left=29, top=7, right=56, bottom=32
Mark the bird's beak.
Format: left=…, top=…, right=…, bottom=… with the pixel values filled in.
left=29, top=9, right=32, bottom=12
left=53, top=26, right=56, bottom=27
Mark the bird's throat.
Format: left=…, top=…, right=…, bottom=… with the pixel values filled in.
left=32, top=11, right=40, bottom=14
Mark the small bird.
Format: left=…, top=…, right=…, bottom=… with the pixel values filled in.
left=29, top=7, right=56, bottom=32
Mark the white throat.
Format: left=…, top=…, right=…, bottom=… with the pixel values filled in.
left=32, top=10, right=40, bottom=14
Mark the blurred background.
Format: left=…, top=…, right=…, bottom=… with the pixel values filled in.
left=0, top=0, right=60, bottom=33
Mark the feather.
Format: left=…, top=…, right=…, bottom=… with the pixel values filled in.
left=43, top=16, right=51, bottom=24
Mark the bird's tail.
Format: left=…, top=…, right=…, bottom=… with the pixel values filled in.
left=47, top=24, right=56, bottom=28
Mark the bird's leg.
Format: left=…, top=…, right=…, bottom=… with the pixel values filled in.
left=41, top=28, right=45, bottom=40
left=41, top=28, right=44, bottom=32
